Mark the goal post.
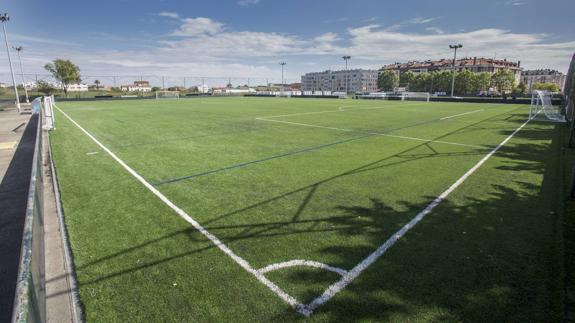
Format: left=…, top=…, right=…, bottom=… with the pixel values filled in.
left=155, top=91, right=180, bottom=100
left=401, top=92, right=430, bottom=102
left=529, top=90, right=565, bottom=122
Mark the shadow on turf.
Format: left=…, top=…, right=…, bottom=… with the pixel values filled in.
left=268, top=121, right=564, bottom=322
left=46, top=106, right=529, bottom=293
left=49, top=109, right=564, bottom=321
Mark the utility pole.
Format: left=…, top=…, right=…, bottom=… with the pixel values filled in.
left=0, top=13, right=21, bottom=113
left=13, top=46, right=29, bottom=103
left=342, top=55, right=351, bottom=94
left=279, top=62, right=286, bottom=93
left=449, top=44, right=463, bottom=97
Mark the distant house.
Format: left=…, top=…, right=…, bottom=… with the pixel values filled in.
left=66, top=83, right=89, bottom=92
left=197, top=84, right=210, bottom=93
left=120, top=81, right=152, bottom=92
left=0, top=82, right=6, bottom=88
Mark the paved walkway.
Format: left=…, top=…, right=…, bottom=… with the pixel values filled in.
left=0, top=107, right=34, bottom=322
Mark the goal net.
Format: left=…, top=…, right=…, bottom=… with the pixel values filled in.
left=155, top=91, right=180, bottom=99
left=529, top=90, right=565, bottom=122
left=276, top=91, right=292, bottom=98
left=401, top=92, right=430, bottom=102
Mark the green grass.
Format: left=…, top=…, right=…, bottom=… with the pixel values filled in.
left=50, top=97, right=565, bottom=322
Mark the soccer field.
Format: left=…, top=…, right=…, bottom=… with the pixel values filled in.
left=50, top=97, right=564, bottom=322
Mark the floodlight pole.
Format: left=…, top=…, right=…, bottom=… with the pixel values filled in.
left=449, top=44, right=462, bottom=97
left=342, top=55, right=351, bottom=94
left=1, top=13, right=21, bottom=113
left=280, top=62, right=286, bottom=93
left=13, top=46, right=29, bottom=103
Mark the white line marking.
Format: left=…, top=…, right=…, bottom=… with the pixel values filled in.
left=260, top=102, right=424, bottom=119
left=86, top=151, right=99, bottom=155
left=258, top=260, right=348, bottom=276
left=301, top=116, right=532, bottom=316
left=256, top=118, right=485, bottom=149
left=56, top=103, right=529, bottom=316
left=54, top=106, right=309, bottom=314
left=440, top=109, right=484, bottom=120
left=376, top=133, right=485, bottom=149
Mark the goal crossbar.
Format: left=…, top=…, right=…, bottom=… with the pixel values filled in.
left=155, top=91, right=180, bottom=99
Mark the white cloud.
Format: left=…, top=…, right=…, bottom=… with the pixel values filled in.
left=238, top=0, right=260, bottom=6
left=425, top=27, right=445, bottom=34
left=314, top=32, right=339, bottom=43
left=172, top=17, right=224, bottom=36
left=345, top=25, right=575, bottom=72
left=158, top=11, right=181, bottom=19
left=408, top=17, right=439, bottom=24
left=505, top=0, right=526, bottom=6
left=2, top=16, right=574, bottom=81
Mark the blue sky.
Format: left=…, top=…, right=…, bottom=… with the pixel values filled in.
left=1, top=0, right=574, bottom=86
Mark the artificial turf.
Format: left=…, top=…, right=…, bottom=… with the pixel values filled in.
left=50, top=97, right=564, bottom=322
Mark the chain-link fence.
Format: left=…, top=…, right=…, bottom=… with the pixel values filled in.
left=0, top=73, right=301, bottom=100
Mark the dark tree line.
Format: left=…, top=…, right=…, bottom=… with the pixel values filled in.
left=378, top=69, right=518, bottom=95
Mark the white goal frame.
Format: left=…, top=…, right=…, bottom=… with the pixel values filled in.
left=529, top=90, right=565, bottom=122
left=401, top=92, right=430, bottom=102
left=155, top=90, right=180, bottom=100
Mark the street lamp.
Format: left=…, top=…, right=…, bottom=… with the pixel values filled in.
left=279, top=62, right=286, bottom=93
left=449, top=44, right=463, bottom=97
left=342, top=55, right=351, bottom=94
left=13, top=46, right=29, bottom=103
left=0, top=13, right=21, bottom=113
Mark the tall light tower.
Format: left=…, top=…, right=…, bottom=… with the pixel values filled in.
left=279, top=62, right=286, bottom=93
left=13, top=46, right=29, bottom=103
left=449, top=44, right=463, bottom=97
left=342, top=55, right=351, bottom=94
left=0, top=13, right=21, bottom=113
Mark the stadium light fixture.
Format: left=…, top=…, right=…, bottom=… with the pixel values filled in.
left=342, top=56, right=351, bottom=94
left=0, top=13, right=21, bottom=113
left=13, top=45, right=29, bottom=103
left=449, top=44, right=463, bottom=97
left=279, top=62, right=287, bottom=93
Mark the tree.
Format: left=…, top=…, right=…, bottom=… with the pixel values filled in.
left=475, top=73, right=492, bottom=92
left=491, top=69, right=515, bottom=94
left=44, top=59, right=81, bottom=96
left=378, top=70, right=399, bottom=91
left=94, top=79, right=101, bottom=89
left=533, top=82, right=561, bottom=93
left=36, top=80, right=56, bottom=95
left=454, top=70, right=476, bottom=95
left=411, top=73, right=431, bottom=92
left=516, top=82, right=527, bottom=95
left=433, top=71, right=453, bottom=93
left=399, top=71, right=416, bottom=88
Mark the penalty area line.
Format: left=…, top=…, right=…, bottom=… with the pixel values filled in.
left=301, top=115, right=533, bottom=315
left=53, top=106, right=310, bottom=315
left=440, top=109, right=484, bottom=120
left=256, top=118, right=485, bottom=149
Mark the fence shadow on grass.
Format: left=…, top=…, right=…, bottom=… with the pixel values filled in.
left=281, top=122, right=564, bottom=322
left=49, top=108, right=565, bottom=321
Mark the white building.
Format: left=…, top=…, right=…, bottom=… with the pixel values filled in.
left=66, top=83, right=89, bottom=92
left=198, top=84, right=210, bottom=93
left=301, top=69, right=379, bottom=93
left=120, top=81, right=152, bottom=92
